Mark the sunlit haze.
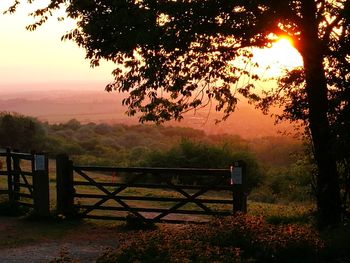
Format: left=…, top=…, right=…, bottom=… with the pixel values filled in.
left=1, top=1, right=303, bottom=93
left=252, top=37, right=303, bottom=77
left=0, top=1, right=298, bottom=136
left=0, top=1, right=115, bottom=91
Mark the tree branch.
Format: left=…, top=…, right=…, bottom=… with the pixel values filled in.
left=322, top=14, right=344, bottom=43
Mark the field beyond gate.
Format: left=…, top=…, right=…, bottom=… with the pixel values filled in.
left=57, top=155, right=247, bottom=224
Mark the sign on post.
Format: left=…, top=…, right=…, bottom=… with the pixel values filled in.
left=33, top=153, right=50, bottom=217
left=230, top=161, right=246, bottom=213
left=230, top=164, right=242, bottom=185
left=34, top=154, right=46, bottom=171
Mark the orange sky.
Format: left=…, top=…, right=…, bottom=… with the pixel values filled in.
left=0, top=1, right=303, bottom=92
left=0, top=1, right=115, bottom=90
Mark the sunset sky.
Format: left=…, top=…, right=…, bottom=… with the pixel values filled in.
left=0, top=1, right=303, bottom=92
left=0, top=1, right=115, bottom=91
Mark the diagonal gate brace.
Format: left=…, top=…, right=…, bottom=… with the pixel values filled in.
left=75, top=169, right=146, bottom=220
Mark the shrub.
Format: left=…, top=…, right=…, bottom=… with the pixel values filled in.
left=142, top=139, right=262, bottom=191
left=0, top=112, right=47, bottom=151
left=97, top=214, right=323, bottom=263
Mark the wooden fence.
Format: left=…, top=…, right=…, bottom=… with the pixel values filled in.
left=0, top=150, right=247, bottom=223
left=56, top=154, right=247, bottom=224
left=0, top=149, right=8, bottom=197
left=0, top=148, right=49, bottom=217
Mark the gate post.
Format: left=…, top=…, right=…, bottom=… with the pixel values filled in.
left=231, top=160, right=247, bottom=213
left=56, top=154, right=75, bottom=217
left=12, top=150, right=20, bottom=202
left=6, top=148, right=14, bottom=203
left=32, top=153, right=50, bottom=217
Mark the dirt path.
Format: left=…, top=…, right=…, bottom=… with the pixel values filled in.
left=0, top=241, right=113, bottom=263
left=0, top=217, right=130, bottom=263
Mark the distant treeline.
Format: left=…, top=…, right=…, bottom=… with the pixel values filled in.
left=0, top=112, right=313, bottom=203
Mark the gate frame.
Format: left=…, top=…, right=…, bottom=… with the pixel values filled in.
left=56, top=154, right=247, bottom=223
left=0, top=148, right=50, bottom=217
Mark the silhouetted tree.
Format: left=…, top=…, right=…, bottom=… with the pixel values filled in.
left=8, top=0, right=349, bottom=227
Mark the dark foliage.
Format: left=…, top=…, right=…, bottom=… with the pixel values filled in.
left=97, top=214, right=324, bottom=263
left=0, top=112, right=47, bottom=152
left=143, top=138, right=262, bottom=191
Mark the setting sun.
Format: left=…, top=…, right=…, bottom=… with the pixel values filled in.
left=272, top=37, right=303, bottom=67
left=252, top=37, right=303, bottom=77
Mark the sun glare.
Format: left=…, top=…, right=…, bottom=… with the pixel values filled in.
left=273, top=37, right=303, bottom=67
left=252, top=37, right=303, bottom=77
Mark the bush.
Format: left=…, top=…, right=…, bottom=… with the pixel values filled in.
left=250, top=158, right=314, bottom=204
left=0, top=112, right=47, bottom=151
left=142, top=139, right=262, bottom=190
left=97, top=214, right=324, bottom=263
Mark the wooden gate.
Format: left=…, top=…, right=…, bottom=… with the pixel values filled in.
left=0, top=149, right=8, bottom=198
left=56, top=154, right=246, bottom=223
left=0, top=148, right=50, bottom=216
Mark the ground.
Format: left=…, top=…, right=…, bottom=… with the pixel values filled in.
left=0, top=216, right=137, bottom=263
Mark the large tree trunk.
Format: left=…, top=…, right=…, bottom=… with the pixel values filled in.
left=300, top=1, right=341, bottom=227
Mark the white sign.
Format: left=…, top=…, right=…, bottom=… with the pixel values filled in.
left=230, top=166, right=242, bottom=185
left=34, top=155, right=46, bottom=171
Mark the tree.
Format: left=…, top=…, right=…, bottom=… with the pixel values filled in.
left=0, top=112, right=47, bottom=151
left=8, top=0, right=349, bottom=227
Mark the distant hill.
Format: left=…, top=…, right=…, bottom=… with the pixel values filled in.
left=0, top=84, right=294, bottom=138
